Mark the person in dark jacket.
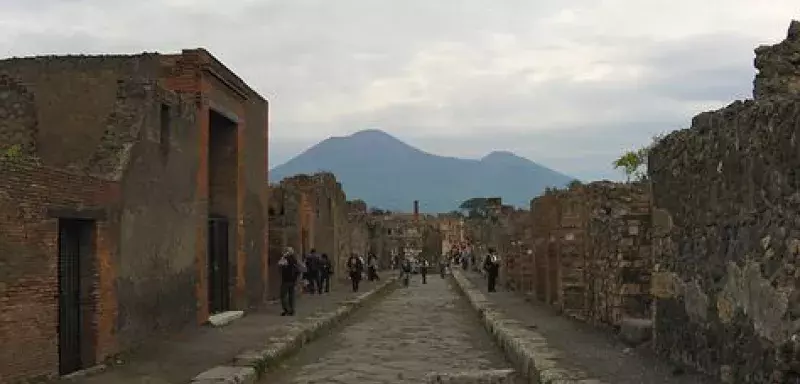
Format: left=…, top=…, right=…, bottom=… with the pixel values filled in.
left=347, top=253, right=365, bottom=292
left=278, top=247, right=302, bottom=316
left=305, top=248, right=321, bottom=294
left=319, top=253, right=333, bottom=293
left=483, top=247, right=501, bottom=292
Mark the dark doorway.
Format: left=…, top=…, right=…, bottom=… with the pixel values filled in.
left=208, top=216, right=230, bottom=314
left=207, top=109, right=238, bottom=312
left=57, top=219, right=94, bottom=376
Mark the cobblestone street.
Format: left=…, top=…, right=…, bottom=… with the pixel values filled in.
left=265, top=274, right=518, bottom=383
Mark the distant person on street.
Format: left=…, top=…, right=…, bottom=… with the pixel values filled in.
left=278, top=247, right=302, bottom=316
left=319, top=253, right=333, bottom=293
left=369, top=253, right=381, bottom=281
left=401, top=257, right=413, bottom=287
left=483, top=247, right=501, bottom=292
left=439, top=256, right=448, bottom=278
left=347, top=253, right=365, bottom=292
left=305, top=248, right=322, bottom=294
left=420, top=258, right=429, bottom=284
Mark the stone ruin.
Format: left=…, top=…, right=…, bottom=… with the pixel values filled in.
left=753, top=20, right=800, bottom=99
left=649, top=19, right=800, bottom=383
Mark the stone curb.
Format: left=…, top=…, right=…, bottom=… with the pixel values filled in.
left=189, top=277, right=398, bottom=384
left=425, top=368, right=517, bottom=383
left=451, top=270, right=608, bottom=384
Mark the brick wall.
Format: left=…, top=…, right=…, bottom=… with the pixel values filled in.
left=0, top=161, right=119, bottom=383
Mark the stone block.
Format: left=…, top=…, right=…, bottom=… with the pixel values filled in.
left=618, top=317, right=653, bottom=346
left=207, top=310, right=245, bottom=327
left=424, top=368, right=517, bottom=383
left=190, top=366, right=256, bottom=384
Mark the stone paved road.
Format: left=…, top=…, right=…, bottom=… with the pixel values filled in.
left=266, top=274, right=519, bottom=383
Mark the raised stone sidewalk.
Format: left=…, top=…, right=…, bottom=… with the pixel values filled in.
left=60, top=277, right=397, bottom=384
left=452, top=269, right=605, bottom=384
left=452, top=270, right=713, bottom=384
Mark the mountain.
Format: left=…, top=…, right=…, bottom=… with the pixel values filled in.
left=268, top=129, right=574, bottom=213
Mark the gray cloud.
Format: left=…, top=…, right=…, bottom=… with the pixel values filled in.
left=1, top=0, right=797, bottom=180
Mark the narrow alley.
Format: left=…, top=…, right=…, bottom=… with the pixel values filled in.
left=265, top=275, right=520, bottom=384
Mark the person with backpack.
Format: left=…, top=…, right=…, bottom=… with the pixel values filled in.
left=347, top=253, right=365, bottom=292
left=483, top=247, right=501, bottom=292
left=278, top=247, right=303, bottom=316
left=319, top=253, right=333, bottom=293
left=304, top=248, right=321, bottom=294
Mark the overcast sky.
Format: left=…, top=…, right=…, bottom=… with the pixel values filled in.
left=1, top=1, right=797, bottom=180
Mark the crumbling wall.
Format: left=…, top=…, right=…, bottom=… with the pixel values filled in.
left=649, top=20, right=800, bottom=382
left=526, top=183, right=651, bottom=326
left=530, top=193, right=559, bottom=303
left=347, top=200, right=370, bottom=261
left=584, top=182, right=651, bottom=327
left=553, top=188, right=588, bottom=319
left=311, top=172, right=337, bottom=258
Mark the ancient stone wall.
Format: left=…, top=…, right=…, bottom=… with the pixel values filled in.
left=347, top=200, right=370, bottom=262
left=530, top=193, right=560, bottom=303
left=648, top=21, right=800, bottom=382
left=583, top=182, right=651, bottom=327
left=523, top=183, right=652, bottom=325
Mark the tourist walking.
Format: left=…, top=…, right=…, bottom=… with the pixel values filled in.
left=278, top=247, right=302, bottom=316
left=483, top=247, right=501, bottom=292
left=367, top=253, right=380, bottom=281
left=347, top=253, right=365, bottom=292
left=304, top=248, right=322, bottom=294
left=400, top=257, right=413, bottom=287
left=420, top=258, right=429, bottom=284
left=319, top=253, right=333, bottom=293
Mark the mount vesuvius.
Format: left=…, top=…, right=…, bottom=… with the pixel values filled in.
left=268, top=130, right=574, bottom=213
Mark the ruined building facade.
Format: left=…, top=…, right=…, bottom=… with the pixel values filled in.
left=466, top=186, right=652, bottom=327
left=0, top=50, right=269, bottom=383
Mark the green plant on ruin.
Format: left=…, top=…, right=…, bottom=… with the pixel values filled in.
left=612, top=133, right=665, bottom=183
left=0, top=144, right=24, bottom=163
left=567, top=179, right=583, bottom=189
left=613, top=149, right=647, bottom=182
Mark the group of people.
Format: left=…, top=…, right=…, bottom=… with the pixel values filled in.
left=276, top=247, right=384, bottom=316
left=449, top=246, right=502, bottom=292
